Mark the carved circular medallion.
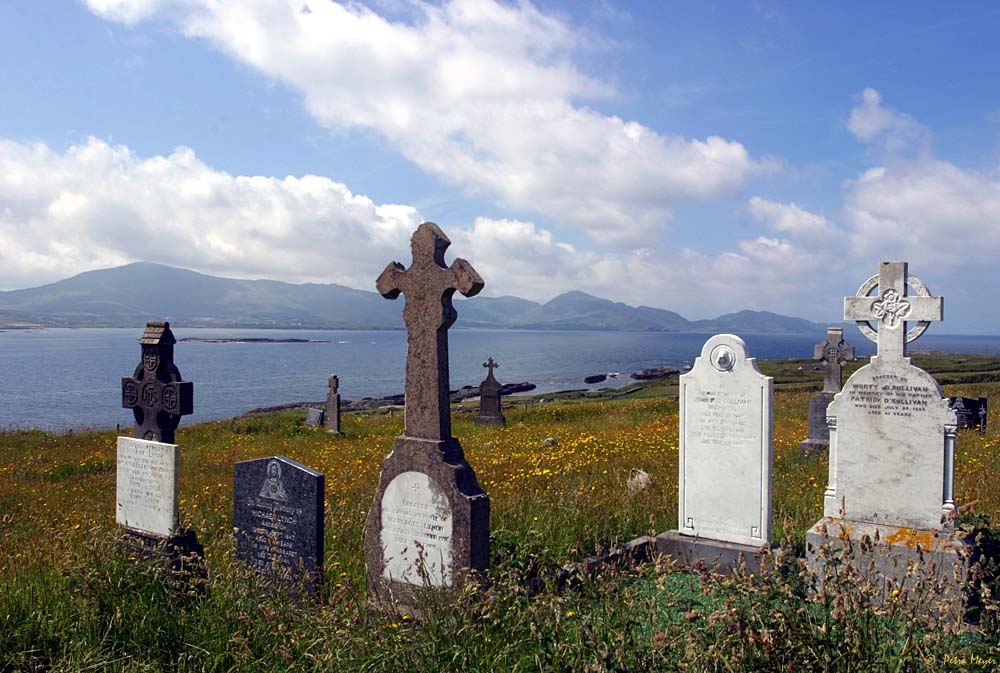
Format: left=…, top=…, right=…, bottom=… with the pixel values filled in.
left=143, top=430, right=155, bottom=440
left=854, top=273, right=932, bottom=344
left=162, top=386, right=178, bottom=413
left=142, top=351, right=159, bottom=372
left=141, top=382, right=158, bottom=407
left=122, top=380, right=139, bottom=406
left=710, top=344, right=736, bottom=372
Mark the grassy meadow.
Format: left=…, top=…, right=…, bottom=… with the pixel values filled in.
left=1, top=354, right=1000, bottom=671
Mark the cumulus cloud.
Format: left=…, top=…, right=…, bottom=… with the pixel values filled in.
left=847, top=87, right=931, bottom=155
left=0, top=136, right=420, bottom=290
left=84, top=0, right=768, bottom=243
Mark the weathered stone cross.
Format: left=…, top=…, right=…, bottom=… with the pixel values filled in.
left=483, top=357, right=499, bottom=380
left=377, top=222, right=484, bottom=441
left=844, top=261, right=942, bottom=360
left=121, top=321, right=193, bottom=443
left=814, top=327, right=855, bottom=393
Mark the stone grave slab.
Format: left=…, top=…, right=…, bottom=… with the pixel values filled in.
left=805, top=262, right=973, bottom=602
left=365, top=222, right=490, bottom=607
left=305, top=408, right=324, bottom=427
left=801, top=327, right=855, bottom=455
left=656, top=334, right=774, bottom=573
left=948, top=396, right=987, bottom=433
left=116, top=436, right=178, bottom=537
left=234, top=456, right=325, bottom=595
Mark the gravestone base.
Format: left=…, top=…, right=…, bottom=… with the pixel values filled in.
left=800, top=391, right=834, bottom=455
left=119, top=527, right=207, bottom=584
left=654, top=531, right=776, bottom=575
left=473, top=415, right=506, bottom=427
left=805, top=518, right=974, bottom=616
left=364, top=436, right=490, bottom=609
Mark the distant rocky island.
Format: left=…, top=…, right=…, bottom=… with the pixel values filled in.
left=180, top=337, right=330, bottom=344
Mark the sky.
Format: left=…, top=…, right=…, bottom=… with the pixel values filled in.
left=2, top=2, right=1000, bottom=332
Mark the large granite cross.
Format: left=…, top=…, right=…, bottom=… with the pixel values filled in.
left=814, top=327, right=855, bottom=393
left=844, top=261, right=942, bottom=360
left=377, top=222, right=484, bottom=441
left=121, top=321, right=193, bottom=443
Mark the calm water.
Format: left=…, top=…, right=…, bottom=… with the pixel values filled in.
left=2, top=326, right=998, bottom=431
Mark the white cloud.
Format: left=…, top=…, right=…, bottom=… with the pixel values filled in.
left=84, top=0, right=768, bottom=243
left=0, top=136, right=420, bottom=290
left=847, top=87, right=931, bottom=155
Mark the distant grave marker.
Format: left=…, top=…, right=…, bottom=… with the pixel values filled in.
left=656, top=334, right=774, bottom=572
left=326, top=375, right=342, bottom=434
left=948, top=396, right=987, bottom=433
left=364, top=222, right=490, bottom=606
left=305, top=407, right=324, bottom=427
left=475, top=357, right=506, bottom=426
left=234, top=456, right=325, bottom=596
left=800, top=327, right=856, bottom=454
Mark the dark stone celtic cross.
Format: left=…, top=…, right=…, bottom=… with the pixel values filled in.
left=121, top=321, right=193, bottom=443
left=377, top=222, right=484, bottom=441
left=813, top=327, right=855, bottom=393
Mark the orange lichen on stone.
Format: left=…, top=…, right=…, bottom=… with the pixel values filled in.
left=883, top=527, right=942, bottom=550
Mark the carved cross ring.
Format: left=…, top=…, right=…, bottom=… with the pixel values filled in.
left=854, top=273, right=932, bottom=344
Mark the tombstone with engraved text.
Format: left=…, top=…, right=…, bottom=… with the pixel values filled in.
left=234, top=456, right=325, bottom=596
left=117, top=321, right=202, bottom=567
left=805, top=262, right=971, bottom=596
left=364, top=222, right=490, bottom=607
left=656, top=333, right=774, bottom=573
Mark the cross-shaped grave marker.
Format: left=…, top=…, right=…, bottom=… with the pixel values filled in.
left=366, top=222, right=490, bottom=607
left=377, top=222, right=484, bottom=442
left=121, top=321, right=193, bottom=444
left=483, top=357, right=499, bottom=378
left=844, top=261, right=942, bottom=360
left=814, top=327, right=855, bottom=393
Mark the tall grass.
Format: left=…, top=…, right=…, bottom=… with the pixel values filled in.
left=1, top=382, right=999, bottom=671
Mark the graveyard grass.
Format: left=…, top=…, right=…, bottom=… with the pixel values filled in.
left=2, top=378, right=1000, bottom=671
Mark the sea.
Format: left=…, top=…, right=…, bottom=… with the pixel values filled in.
left=2, top=326, right=1000, bottom=432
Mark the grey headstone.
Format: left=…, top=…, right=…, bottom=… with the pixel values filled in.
left=305, top=407, right=324, bottom=427
left=234, top=456, right=325, bottom=596
left=121, top=321, right=193, bottom=444
left=801, top=327, right=856, bottom=455
left=475, top=357, right=506, bottom=426
left=366, top=222, right=490, bottom=607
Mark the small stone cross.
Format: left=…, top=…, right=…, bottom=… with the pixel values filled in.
left=377, top=222, right=484, bottom=441
left=844, top=261, right=942, bottom=360
left=121, top=321, right=193, bottom=443
left=813, top=327, right=855, bottom=393
left=483, top=357, right=499, bottom=380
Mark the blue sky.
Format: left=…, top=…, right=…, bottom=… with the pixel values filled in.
left=2, top=1, right=1000, bottom=332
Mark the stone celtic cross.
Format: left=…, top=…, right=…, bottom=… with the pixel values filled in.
left=844, top=261, right=942, bottom=360
left=377, top=222, right=484, bottom=441
left=814, top=327, right=855, bottom=393
left=121, top=321, right=193, bottom=443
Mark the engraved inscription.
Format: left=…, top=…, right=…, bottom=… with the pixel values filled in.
left=844, top=372, right=937, bottom=419
left=687, top=390, right=758, bottom=446
left=380, top=471, right=453, bottom=587
left=244, top=495, right=306, bottom=575
left=116, top=437, right=177, bottom=537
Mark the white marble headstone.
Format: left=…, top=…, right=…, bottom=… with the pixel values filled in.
left=825, top=358, right=955, bottom=529
left=116, top=436, right=178, bottom=537
left=679, top=334, right=773, bottom=546
left=380, top=471, right=453, bottom=587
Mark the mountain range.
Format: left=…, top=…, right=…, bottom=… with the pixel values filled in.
left=0, top=262, right=827, bottom=334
